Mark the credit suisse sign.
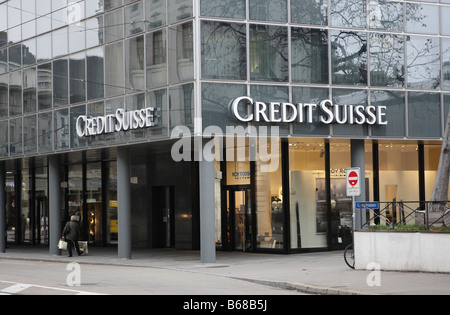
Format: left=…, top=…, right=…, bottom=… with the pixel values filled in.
left=230, top=97, right=388, bottom=126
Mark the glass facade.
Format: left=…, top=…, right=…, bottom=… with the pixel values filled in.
left=0, top=0, right=449, bottom=254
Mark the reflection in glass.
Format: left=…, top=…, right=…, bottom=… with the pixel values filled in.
left=38, top=63, right=52, bottom=110
left=443, top=38, right=450, bottom=90
left=69, top=53, right=86, bottom=104
left=38, top=112, right=53, bottom=153
left=10, top=117, right=22, bottom=156
left=125, top=2, right=144, bottom=36
left=407, top=36, right=440, bottom=90
left=250, top=25, right=288, bottom=82
left=147, top=89, right=168, bottom=138
left=37, top=33, right=52, bottom=63
left=169, top=83, right=194, bottom=130
left=201, top=0, right=246, bottom=19
left=9, top=71, right=22, bottom=116
left=0, top=120, right=7, bottom=157
left=105, top=9, right=124, bottom=43
left=146, top=30, right=167, bottom=88
left=168, top=0, right=193, bottom=24
left=53, top=59, right=69, bottom=107
left=23, top=67, right=37, bottom=113
left=331, top=0, right=366, bottom=28
left=291, top=0, right=327, bottom=26
left=52, top=27, right=68, bottom=58
left=292, top=87, right=329, bottom=136
left=87, top=48, right=105, bottom=100
left=408, top=92, right=441, bottom=138
left=105, top=41, right=124, bottom=97
left=24, top=115, right=37, bottom=155
left=369, top=0, right=403, bottom=31
left=70, top=105, right=86, bottom=149
left=406, top=3, right=439, bottom=34
left=0, top=74, right=6, bottom=116
left=332, top=88, right=368, bottom=136
left=146, top=0, right=167, bottom=30
left=54, top=108, right=69, bottom=151
left=168, top=22, right=194, bottom=84
left=443, top=7, right=450, bottom=36
left=125, top=36, right=145, bottom=92
left=331, top=31, right=367, bottom=85
left=201, top=21, right=246, bottom=80
left=249, top=0, right=287, bottom=22
left=291, top=28, right=328, bottom=84
left=370, top=34, right=404, bottom=87
left=202, top=82, right=247, bottom=130
left=86, top=16, right=104, bottom=48
left=371, top=90, right=405, bottom=137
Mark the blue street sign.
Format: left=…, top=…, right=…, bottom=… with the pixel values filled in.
left=355, top=202, right=380, bottom=210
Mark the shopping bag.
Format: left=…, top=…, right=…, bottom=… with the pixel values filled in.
left=79, top=241, right=88, bottom=254
left=58, top=239, right=68, bottom=250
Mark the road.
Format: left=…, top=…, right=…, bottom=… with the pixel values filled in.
left=0, top=259, right=305, bottom=296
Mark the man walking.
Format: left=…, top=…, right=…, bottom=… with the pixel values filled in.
left=62, top=216, right=83, bottom=257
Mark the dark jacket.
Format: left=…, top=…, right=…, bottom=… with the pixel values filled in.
left=63, top=220, right=81, bottom=241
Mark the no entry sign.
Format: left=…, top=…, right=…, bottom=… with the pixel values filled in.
left=346, top=168, right=361, bottom=197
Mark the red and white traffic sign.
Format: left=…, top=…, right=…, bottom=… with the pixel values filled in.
left=346, top=168, right=361, bottom=197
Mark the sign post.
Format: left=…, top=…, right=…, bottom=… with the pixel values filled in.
left=346, top=168, right=361, bottom=232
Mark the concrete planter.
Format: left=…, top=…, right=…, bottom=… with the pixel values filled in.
left=354, top=230, right=450, bottom=273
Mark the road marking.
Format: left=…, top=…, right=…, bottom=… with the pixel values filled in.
left=0, top=281, right=105, bottom=295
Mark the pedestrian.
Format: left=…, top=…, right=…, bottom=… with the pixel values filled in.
left=62, top=215, right=83, bottom=257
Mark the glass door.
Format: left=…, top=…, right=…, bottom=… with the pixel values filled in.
left=227, top=188, right=252, bottom=252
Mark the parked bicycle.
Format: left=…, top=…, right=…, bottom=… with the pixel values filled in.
left=344, top=243, right=355, bottom=269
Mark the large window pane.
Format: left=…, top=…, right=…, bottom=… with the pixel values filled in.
left=331, top=30, right=367, bottom=85
left=147, top=89, right=168, bottom=138
left=146, top=30, right=167, bottom=88
left=70, top=105, right=86, bottom=149
left=332, top=88, right=368, bottom=136
left=331, top=0, right=366, bottom=29
left=38, top=112, right=53, bottom=153
left=145, top=0, right=166, bottom=30
left=168, top=0, right=193, bottom=24
left=407, top=36, right=440, bottom=89
left=168, top=22, right=194, bottom=84
left=87, top=48, right=105, bottom=100
left=125, top=2, right=144, bottom=36
left=289, top=139, right=327, bottom=249
left=105, top=41, right=124, bottom=97
left=9, top=71, right=22, bottom=116
left=10, top=117, right=22, bottom=156
left=0, top=120, right=8, bottom=157
left=369, top=0, right=403, bottom=31
left=54, top=108, right=69, bottom=151
left=369, top=34, right=404, bottom=87
left=0, top=74, right=7, bottom=116
left=24, top=115, right=37, bottom=154
left=53, top=59, right=69, bottom=107
left=169, top=83, right=194, bottom=130
left=291, top=0, right=327, bottom=26
left=291, top=28, right=328, bottom=84
left=69, top=52, right=86, bottom=104
left=105, top=9, right=124, bottom=43
left=125, top=35, right=145, bottom=92
left=38, top=63, right=52, bottom=110
left=249, top=0, right=287, bottom=22
left=292, top=87, right=330, bottom=136
left=201, top=21, right=246, bottom=80
left=371, top=90, right=405, bottom=137
left=443, top=38, right=450, bottom=90
left=201, top=0, right=246, bottom=19
left=408, top=92, right=441, bottom=138
left=406, top=3, right=439, bottom=34
left=23, top=67, right=37, bottom=113
left=250, top=25, right=288, bottom=82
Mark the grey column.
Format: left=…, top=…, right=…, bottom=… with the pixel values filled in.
left=199, top=144, right=216, bottom=264
left=0, top=162, right=5, bottom=253
left=49, top=155, right=61, bottom=256
left=117, top=147, right=132, bottom=259
left=351, top=139, right=367, bottom=230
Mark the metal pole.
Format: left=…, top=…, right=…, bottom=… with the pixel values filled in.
left=117, top=146, right=132, bottom=259
left=0, top=162, right=5, bottom=253
left=48, top=155, right=61, bottom=256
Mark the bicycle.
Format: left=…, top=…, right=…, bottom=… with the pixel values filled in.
left=344, top=243, right=355, bottom=269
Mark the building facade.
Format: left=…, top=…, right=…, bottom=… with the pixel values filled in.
left=0, top=0, right=449, bottom=261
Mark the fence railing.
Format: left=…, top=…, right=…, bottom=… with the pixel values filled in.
left=358, top=201, right=450, bottom=230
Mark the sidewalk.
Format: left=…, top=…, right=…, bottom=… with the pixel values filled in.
left=1, top=246, right=449, bottom=295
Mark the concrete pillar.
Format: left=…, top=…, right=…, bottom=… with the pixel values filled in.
left=199, top=141, right=216, bottom=263
left=117, top=147, right=132, bottom=259
left=351, top=139, right=367, bottom=230
left=48, top=155, right=61, bottom=256
left=0, top=162, right=5, bottom=253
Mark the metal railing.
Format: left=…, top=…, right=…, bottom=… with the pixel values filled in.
left=358, top=201, right=450, bottom=230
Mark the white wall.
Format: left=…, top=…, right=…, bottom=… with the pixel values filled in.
left=355, top=231, right=450, bottom=273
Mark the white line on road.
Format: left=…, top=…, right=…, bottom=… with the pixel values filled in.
left=0, top=280, right=105, bottom=295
